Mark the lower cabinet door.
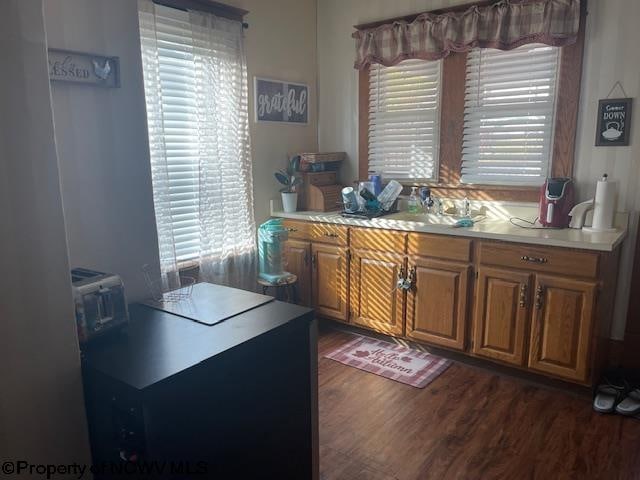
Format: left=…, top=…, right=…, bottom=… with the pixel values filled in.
left=528, top=275, right=597, bottom=383
left=311, top=243, right=349, bottom=321
left=284, top=240, right=312, bottom=306
left=406, top=257, right=470, bottom=350
left=349, top=249, right=405, bottom=336
left=472, top=267, right=532, bottom=365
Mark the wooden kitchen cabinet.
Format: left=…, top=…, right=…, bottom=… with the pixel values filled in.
left=281, top=219, right=309, bottom=240
left=351, top=228, right=406, bottom=253
left=275, top=218, right=620, bottom=386
left=528, top=275, right=597, bottom=382
left=406, top=257, right=470, bottom=350
left=479, top=242, right=599, bottom=279
left=284, top=240, right=312, bottom=306
left=350, top=249, right=405, bottom=336
left=472, top=267, right=532, bottom=366
left=312, top=243, right=349, bottom=322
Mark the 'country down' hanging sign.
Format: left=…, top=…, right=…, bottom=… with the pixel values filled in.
left=595, top=98, right=632, bottom=147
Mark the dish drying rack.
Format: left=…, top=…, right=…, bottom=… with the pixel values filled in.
left=339, top=196, right=398, bottom=220
left=340, top=208, right=398, bottom=220
left=142, top=264, right=197, bottom=303
left=339, top=179, right=402, bottom=220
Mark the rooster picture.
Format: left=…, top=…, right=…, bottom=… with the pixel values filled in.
left=92, top=59, right=111, bottom=80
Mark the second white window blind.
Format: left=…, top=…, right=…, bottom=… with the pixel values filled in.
left=462, top=44, right=560, bottom=185
left=368, top=59, right=442, bottom=181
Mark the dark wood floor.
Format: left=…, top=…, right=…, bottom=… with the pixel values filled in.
left=318, top=326, right=640, bottom=480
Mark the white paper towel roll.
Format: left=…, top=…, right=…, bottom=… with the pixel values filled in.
left=589, top=176, right=617, bottom=231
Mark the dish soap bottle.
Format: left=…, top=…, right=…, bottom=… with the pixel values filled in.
left=408, top=186, right=420, bottom=214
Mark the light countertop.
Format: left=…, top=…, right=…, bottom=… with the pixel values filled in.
left=270, top=209, right=627, bottom=252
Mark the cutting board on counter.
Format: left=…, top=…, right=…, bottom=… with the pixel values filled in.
left=144, top=282, right=274, bottom=326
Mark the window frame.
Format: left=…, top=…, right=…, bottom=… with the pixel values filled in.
left=357, top=1, right=586, bottom=202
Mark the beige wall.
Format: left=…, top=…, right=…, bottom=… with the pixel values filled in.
left=0, top=0, right=91, bottom=471
left=573, top=0, right=640, bottom=340
left=317, top=0, right=640, bottom=339
left=45, top=0, right=161, bottom=302
left=225, top=0, right=319, bottom=223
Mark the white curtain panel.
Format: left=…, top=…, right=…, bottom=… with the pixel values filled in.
left=138, top=0, right=257, bottom=292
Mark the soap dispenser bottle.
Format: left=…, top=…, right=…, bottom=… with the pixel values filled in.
left=408, top=187, right=420, bottom=214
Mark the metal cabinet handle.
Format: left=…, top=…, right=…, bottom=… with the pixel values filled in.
left=323, top=232, right=339, bottom=238
left=286, top=227, right=298, bottom=232
left=311, top=254, right=317, bottom=269
left=407, top=266, right=416, bottom=288
left=521, top=255, right=548, bottom=264
left=519, top=283, right=528, bottom=308
left=396, top=265, right=415, bottom=291
left=535, top=285, right=544, bottom=310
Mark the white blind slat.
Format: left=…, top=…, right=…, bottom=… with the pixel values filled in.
left=368, top=59, right=442, bottom=180
left=461, top=44, right=560, bottom=186
left=155, top=12, right=199, bottom=261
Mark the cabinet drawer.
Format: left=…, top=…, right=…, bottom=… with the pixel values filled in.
left=282, top=220, right=310, bottom=240
left=479, top=242, right=599, bottom=278
left=407, top=233, right=471, bottom=262
left=350, top=228, right=406, bottom=253
left=310, top=223, right=348, bottom=246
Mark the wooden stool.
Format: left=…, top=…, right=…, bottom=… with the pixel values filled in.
left=258, top=275, right=298, bottom=303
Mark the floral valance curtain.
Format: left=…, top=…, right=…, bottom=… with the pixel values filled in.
left=353, top=0, right=580, bottom=69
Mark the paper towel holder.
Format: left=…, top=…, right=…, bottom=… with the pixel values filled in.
left=583, top=174, right=618, bottom=232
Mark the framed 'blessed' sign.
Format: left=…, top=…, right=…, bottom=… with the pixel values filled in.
left=254, top=77, right=308, bottom=124
left=48, top=49, right=120, bottom=88
left=595, top=98, right=632, bottom=146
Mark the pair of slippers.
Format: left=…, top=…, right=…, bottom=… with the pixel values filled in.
left=593, top=375, right=640, bottom=416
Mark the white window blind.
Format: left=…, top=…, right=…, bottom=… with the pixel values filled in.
left=368, top=59, right=442, bottom=181
left=139, top=3, right=256, bottom=270
left=462, top=44, right=560, bottom=185
left=152, top=7, right=200, bottom=262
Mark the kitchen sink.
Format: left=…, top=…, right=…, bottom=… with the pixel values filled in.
left=386, top=212, right=485, bottom=225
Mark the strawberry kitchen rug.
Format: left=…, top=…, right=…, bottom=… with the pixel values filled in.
left=325, top=335, right=452, bottom=388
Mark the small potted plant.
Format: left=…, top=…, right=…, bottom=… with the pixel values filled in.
left=275, top=156, right=302, bottom=213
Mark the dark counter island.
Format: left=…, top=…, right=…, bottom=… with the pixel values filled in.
left=81, top=283, right=317, bottom=479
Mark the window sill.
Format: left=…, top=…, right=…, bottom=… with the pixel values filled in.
left=400, top=182, right=539, bottom=202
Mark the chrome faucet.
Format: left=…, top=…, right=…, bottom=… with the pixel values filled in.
left=419, top=187, right=434, bottom=212
left=433, top=197, right=444, bottom=216
left=462, top=197, right=471, bottom=217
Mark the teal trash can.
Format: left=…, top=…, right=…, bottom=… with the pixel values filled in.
left=258, top=218, right=294, bottom=283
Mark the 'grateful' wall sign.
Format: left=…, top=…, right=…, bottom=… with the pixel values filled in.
left=48, top=49, right=120, bottom=88
left=595, top=98, right=632, bottom=146
left=254, top=77, right=308, bottom=124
